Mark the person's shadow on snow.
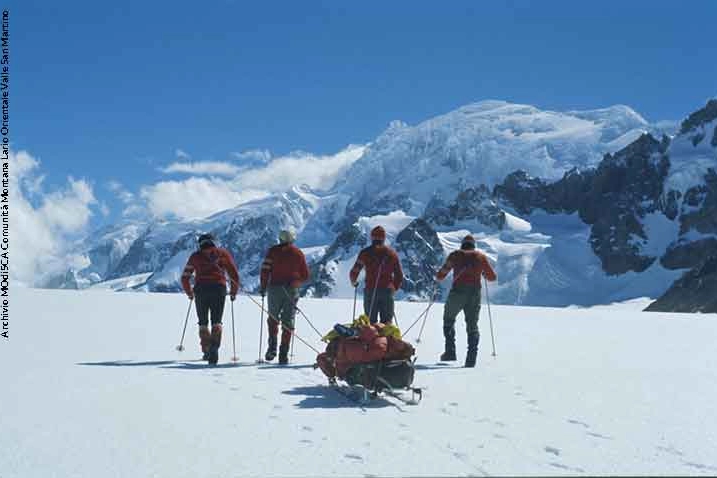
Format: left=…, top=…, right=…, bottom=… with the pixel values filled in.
left=78, top=360, right=177, bottom=367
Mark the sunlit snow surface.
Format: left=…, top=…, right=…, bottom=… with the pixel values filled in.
left=3, top=288, right=716, bottom=477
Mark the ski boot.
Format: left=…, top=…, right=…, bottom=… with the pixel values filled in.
left=278, top=328, right=292, bottom=365
left=441, top=324, right=457, bottom=361
left=199, top=326, right=211, bottom=361
left=440, top=348, right=457, bottom=361
left=465, top=333, right=479, bottom=368
left=208, top=324, right=222, bottom=366
left=265, top=335, right=277, bottom=361
left=278, top=344, right=289, bottom=365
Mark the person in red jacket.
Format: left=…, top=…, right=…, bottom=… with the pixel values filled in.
left=435, top=234, right=497, bottom=367
left=349, top=225, right=404, bottom=325
left=259, top=229, right=309, bottom=364
left=181, top=233, right=240, bottom=365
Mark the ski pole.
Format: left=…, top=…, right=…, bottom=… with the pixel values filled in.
left=415, top=310, right=430, bottom=343
left=352, top=283, right=358, bottom=320
left=290, top=322, right=296, bottom=362
left=404, top=284, right=438, bottom=336
left=257, top=293, right=265, bottom=363
left=367, top=260, right=385, bottom=323
left=280, top=286, right=323, bottom=338
left=230, top=299, right=238, bottom=362
left=244, top=292, right=322, bottom=355
left=176, top=298, right=193, bottom=351
left=484, top=276, right=496, bottom=357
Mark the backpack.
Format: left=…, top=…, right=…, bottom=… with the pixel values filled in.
left=344, top=359, right=415, bottom=391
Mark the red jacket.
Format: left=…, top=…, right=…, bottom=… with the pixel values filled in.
left=349, top=245, right=404, bottom=291
left=260, top=243, right=309, bottom=289
left=181, top=246, right=241, bottom=296
left=436, top=249, right=497, bottom=287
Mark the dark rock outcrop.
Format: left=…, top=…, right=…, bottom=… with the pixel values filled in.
left=425, top=185, right=506, bottom=229
left=497, top=133, right=672, bottom=275
left=679, top=99, right=717, bottom=135
left=394, top=219, right=445, bottom=300
left=645, top=255, right=717, bottom=313
left=678, top=169, right=717, bottom=235
left=661, top=237, right=717, bottom=270
left=305, top=224, right=367, bottom=298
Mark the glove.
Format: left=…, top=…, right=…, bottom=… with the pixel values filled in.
left=230, top=294, right=236, bottom=302
left=187, top=293, right=194, bottom=301
left=260, top=289, right=266, bottom=298
left=351, top=281, right=359, bottom=288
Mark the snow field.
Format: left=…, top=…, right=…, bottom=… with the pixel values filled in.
left=2, top=288, right=717, bottom=477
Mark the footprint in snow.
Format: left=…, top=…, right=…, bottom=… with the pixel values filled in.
left=549, top=462, right=585, bottom=473
left=448, top=402, right=458, bottom=407
left=301, top=425, right=313, bottom=432
left=567, top=418, right=590, bottom=428
left=398, top=423, right=409, bottom=428
left=544, top=446, right=560, bottom=456
left=493, top=420, right=506, bottom=427
left=229, top=387, right=240, bottom=391
left=344, top=454, right=364, bottom=462
left=453, top=451, right=470, bottom=461
left=682, top=461, right=717, bottom=471
left=299, top=439, right=312, bottom=444
left=526, top=399, right=538, bottom=405
left=252, top=394, right=266, bottom=401
left=492, top=433, right=507, bottom=439
left=656, top=445, right=683, bottom=456
left=587, top=431, right=612, bottom=440
left=269, top=415, right=278, bottom=420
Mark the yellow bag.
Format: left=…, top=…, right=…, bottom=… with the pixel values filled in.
left=322, top=314, right=372, bottom=343
left=378, top=323, right=402, bottom=340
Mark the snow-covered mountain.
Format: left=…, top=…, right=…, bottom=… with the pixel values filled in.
left=46, top=186, right=322, bottom=292
left=494, top=99, right=717, bottom=310
left=335, top=100, right=662, bottom=219
left=46, top=99, right=717, bottom=311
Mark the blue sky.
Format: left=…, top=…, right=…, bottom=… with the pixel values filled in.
left=10, top=0, right=717, bottom=231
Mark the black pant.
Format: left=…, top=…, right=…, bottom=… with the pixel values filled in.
left=194, top=284, right=226, bottom=327
left=363, top=288, right=395, bottom=324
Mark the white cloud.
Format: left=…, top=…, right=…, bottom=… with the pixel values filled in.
left=10, top=150, right=97, bottom=286
left=231, top=149, right=272, bottom=165
left=107, top=181, right=135, bottom=204
left=140, top=145, right=366, bottom=221
left=160, top=161, right=240, bottom=176
left=175, top=149, right=191, bottom=160
left=107, top=180, right=138, bottom=217
left=140, top=177, right=264, bottom=220
left=236, top=144, right=366, bottom=193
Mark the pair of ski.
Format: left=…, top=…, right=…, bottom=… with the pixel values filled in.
left=329, top=377, right=422, bottom=406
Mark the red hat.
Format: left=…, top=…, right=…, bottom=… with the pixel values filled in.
left=370, top=226, right=386, bottom=241
left=462, top=234, right=475, bottom=245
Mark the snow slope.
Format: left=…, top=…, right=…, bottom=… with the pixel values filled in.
left=3, top=288, right=717, bottom=477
